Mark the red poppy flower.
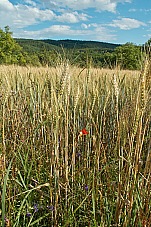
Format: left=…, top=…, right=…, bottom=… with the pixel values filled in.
left=80, top=128, right=89, bottom=136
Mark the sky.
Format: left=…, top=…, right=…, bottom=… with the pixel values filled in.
left=0, top=0, right=151, bottom=44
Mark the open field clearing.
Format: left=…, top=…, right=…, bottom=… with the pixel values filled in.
left=0, top=63, right=151, bottom=226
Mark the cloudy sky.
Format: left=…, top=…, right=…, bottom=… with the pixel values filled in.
left=0, top=0, right=151, bottom=44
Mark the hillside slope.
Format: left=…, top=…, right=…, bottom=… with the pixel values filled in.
left=15, top=38, right=120, bottom=53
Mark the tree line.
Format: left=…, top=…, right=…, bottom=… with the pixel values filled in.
left=0, top=26, right=150, bottom=70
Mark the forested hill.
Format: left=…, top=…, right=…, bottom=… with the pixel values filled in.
left=15, top=38, right=120, bottom=53
left=1, top=26, right=149, bottom=69
left=14, top=38, right=142, bottom=69
left=15, top=38, right=61, bottom=53
left=41, top=39, right=120, bottom=50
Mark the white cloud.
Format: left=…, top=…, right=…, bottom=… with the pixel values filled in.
left=0, top=1, right=117, bottom=41
left=41, top=0, right=132, bottom=13
left=2, top=0, right=144, bottom=43
left=129, top=8, right=137, bottom=12
left=14, top=23, right=116, bottom=42
left=17, top=6, right=55, bottom=21
left=0, top=2, right=55, bottom=29
left=57, top=12, right=89, bottom=23
left=47, top=25, right=71, bottom=35
left=0, top=0, right=134, bottom=32
left=109, top=18, right=146, bottom=30
left=0, top=0, right=14, bottom=10
left=23, top=0, right=37, bottom=7
left=14, top=25, right=72, bottom=39
left=81, top=23, right=97, bottom=29
left=129, top=8, right=151, bottom=13
left=0, top=1, right=90, bottom=30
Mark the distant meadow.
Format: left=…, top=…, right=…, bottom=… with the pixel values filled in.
left=0, top=61, right=150, bottom=226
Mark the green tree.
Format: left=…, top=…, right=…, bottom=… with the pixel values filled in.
left=0, top=26, right=26, bottom=64
left=144, top=38, right=151, bottom=57
left=115, top=42, right=142, bottom=70
left=145, top=38, right=151, bottom=47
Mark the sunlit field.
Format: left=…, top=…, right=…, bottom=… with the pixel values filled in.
left=0, top=62, right=150, bottom=227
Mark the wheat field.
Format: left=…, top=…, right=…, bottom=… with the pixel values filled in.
left=0, top=61, right=150, bottom=227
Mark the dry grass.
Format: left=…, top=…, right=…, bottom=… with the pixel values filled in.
left=0, top=63, right=150, bottom=227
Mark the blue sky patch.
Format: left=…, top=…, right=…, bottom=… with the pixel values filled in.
left=0, top=0, right=150, bottom=44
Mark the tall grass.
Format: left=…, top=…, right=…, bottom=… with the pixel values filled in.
left=0, top=61, right=150, bottom=226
